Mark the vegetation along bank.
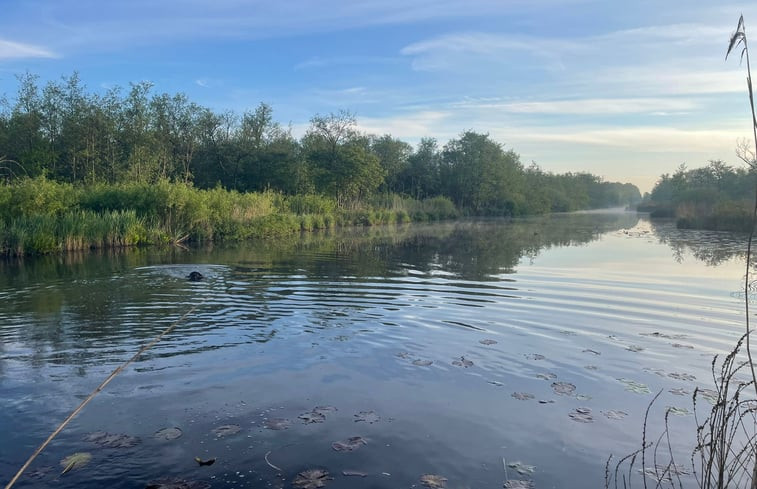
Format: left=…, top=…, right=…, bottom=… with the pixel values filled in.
left=0, top=73, right=641, bottom=255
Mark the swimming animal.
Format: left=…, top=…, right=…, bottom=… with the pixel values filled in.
left=187, top=271, right=204, bottom=281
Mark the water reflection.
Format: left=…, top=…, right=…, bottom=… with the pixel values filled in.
left=1, top=211, right=748, bottom=489
left=646, top=219, right=747, bottom=266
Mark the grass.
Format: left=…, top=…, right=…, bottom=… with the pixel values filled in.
left=0, top=178, right=459, bottom=256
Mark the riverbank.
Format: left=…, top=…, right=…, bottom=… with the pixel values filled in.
left=0, top=178, right=459, bottom=256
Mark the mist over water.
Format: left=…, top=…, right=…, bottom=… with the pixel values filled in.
left=0, top=213, right=749, bottom=489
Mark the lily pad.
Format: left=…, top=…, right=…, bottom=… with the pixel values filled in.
left=697, top=388, right=719, bottom=404
left=145, top=478, right=211, bottom=489
left=354, top=410, right=380, bottom=423
left=313, top=405, right=337, bottom=416
left=538, top=399, right=555, bottom=404
left=413, top=359, right=433, bottom=366
left=626, top=345, right=644, bottom=352
left=293, top=469, right=332, bottom=489
left=299, top=411, right=326, bottom=424
left=617, top=378, right=651, bottom=394
left=212, top=424, right=241, bottom=437
left=194, top=456, right=216, bottom=466
left=504, top=481, right=534, bottom=489
left=452, top=356, right=474, bottom=367
left=575, top=394, right=592, bottom=401
left=535, top=373, right=556, bottom=381
left=508, top=461, right=536, bottom=475
left=479, top=339, right=498, bottom=345
left=643, top=367, right=666, bottom=377
left=524, top=353, right=545, bottom=360
left=420, top=474, right=447, bottom=488
left=671, top=343, right=694, bottom=349
left=668, top=372, right=696, bottom=381
left=569, top=407, right=594, bottom=423
left=602, top=410, right=628, bottom=420
left=512, top=392, right=534, bottom=401
left=154, top=427, right=183, bottom=441
left=396, top=351, right=412, bottom=359
left=83, top=431, right=140, bottom=448
left=551, top=382, right=576, bottom=396
left=332, top=436, right=367, bottom=452
left=60, top=452, right=92, bottom=474
left=667, top=406, right=690, bottom=416
left=265, top=418, right=291, bottom=430
left=669, top=387, right=690, bottom=396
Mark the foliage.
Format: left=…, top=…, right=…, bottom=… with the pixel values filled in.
left=0, top=73, right=640, bottom=217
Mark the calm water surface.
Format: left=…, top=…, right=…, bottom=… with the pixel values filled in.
left=0, top=213, right=750, bottom=489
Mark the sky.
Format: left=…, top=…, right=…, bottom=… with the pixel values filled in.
left=1, top=0, right=757, bottom=193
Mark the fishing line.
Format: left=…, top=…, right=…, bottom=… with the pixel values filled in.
left=3, top=300, right=206, bottom=489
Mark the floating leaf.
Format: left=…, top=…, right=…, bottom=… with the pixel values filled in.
left=194, top=456, right=216, bottom=466
left=299, top=411, right=326, bottom=424
left=535, top=373, right=556, bottom=381
left=146, top=477, right=211, bottom=489
left=293, top=469, right=332, bottom=489
left=332, top=436, right=367, bottom=452
left=575, top=394, right=592, bottom=401
left=507, top=461, right=536, bottom=475
left=524, top=353, right=545, bottom=360
left=539, top=399, right=555, bottom=404
left=668, top=372, right=696, bottom=381
left=479, top=339, right=498, bottom=345
left=396, top=352, right=411, bottom=359
left=697, top=388, right=719, bottom=404
left=582, top=349, right=601, bottom=355
left=643, top=367, right=666, bottom=377
left=669, top=387, right=689, bottom=396
left=488, top=380, right=505, bottom=387
left=512, top=392, right=534, bottom=401
left=617, top=378, right=651, bottom=394
left=212, top=424, right=241, bottom=437
left=342, top=470, right=367, bottom=477
left=354, top=410, right=380, bottom=423
left=551, top=382, right=576, bottom=396
left=60, top=452, right=92, bottom=474
left=671, top=343, right=694, bottom=349
left=420, top=474, right=447, bottom=488
left=585, top=365, right=598, bottom=370
left=413, top=359, right=433, bottom=366
left=452, top=356, right=474, bottom=367
left=265, top=418, right=291, bottom=430
left=569, top=407, right=593, bottom=423
left=83, top=431, right=140, bottom=448
left=602, top=410, right=628, bottom=420
left=505, top=481, right=534, bottom=489
left=154, top=427, right=183, bottom=441
left=667, top=406, right=690, bottom=416
left=313, top=405, right=337, bottom=416
left=626, top=345, right=644, bottom=352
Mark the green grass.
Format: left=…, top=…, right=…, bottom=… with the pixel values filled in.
left=0, top=177, right=460, bottom=256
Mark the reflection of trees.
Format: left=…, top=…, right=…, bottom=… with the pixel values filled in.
left=648, top=218, right=747, bottom=266
left=0, top=212, right=638, bottom=370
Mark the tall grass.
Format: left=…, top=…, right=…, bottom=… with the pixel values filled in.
left=607, top=15, right=757, bottom=489
left=0, top=178, right=460, bottom=256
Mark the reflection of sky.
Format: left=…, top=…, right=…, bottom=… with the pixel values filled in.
left=0, top=217, right=752, bottom=488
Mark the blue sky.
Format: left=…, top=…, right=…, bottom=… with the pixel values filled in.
left=1, top=0, right=756, bottom=192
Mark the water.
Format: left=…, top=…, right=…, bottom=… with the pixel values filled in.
left=0, top=212, right=750, bottom=489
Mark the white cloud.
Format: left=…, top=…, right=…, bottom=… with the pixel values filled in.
left=0, top=39, right=55, bottom=60
left=454, top=97, right=699, bottom=115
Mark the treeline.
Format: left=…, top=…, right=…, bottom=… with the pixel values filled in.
left=639, top=160, right=755, bottom=231
left=0, top=73, right=640, bottom=215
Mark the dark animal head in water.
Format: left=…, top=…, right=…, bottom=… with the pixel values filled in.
left=187, top=271, right=204, bottom=281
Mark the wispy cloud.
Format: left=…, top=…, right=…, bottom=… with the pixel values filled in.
left=453, top=97, right=699, bottom=115
left=0, top=39, right=56, bottom=60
